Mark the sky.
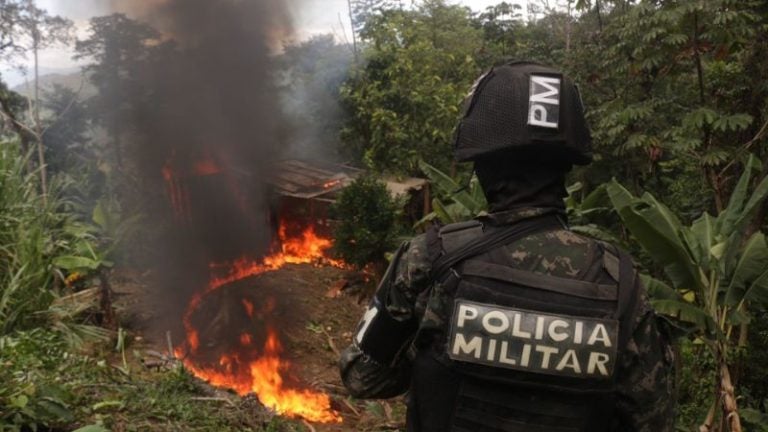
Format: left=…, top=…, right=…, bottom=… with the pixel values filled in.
left=2, top=0, right=521, bottom=86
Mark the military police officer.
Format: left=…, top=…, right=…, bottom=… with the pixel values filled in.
left=339, top=61, right=675, bottom=432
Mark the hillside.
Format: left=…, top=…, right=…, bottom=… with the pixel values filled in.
left=11, top=70, right=97, bottom=100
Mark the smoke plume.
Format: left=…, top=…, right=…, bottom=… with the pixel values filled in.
left=113, top=0, right=297, bottom=335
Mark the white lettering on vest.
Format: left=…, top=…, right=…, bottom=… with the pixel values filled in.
left=587, top=324, right=613, bottom=347
left=587, top=352, right=611, bottom=376
left=535, top=316, right=546, bottom=340
left=520, top=343, right=532, bottom=367
left=548, top=319, right=569, bottom=342
left=487, top=339, right=498, bottom=361
left=535, top=345, right=559, bottom=369
left=556, top=349, right=582, bottom=373
left=499, top=341, right=516, bottom=365
left=457, top=304, right=478, bottom=328
left=512, top=312, right=531, bottom=338
left=452, top=333, right=483, bottom=359
left=574, top=321, right=584, bottom=344
left=482, top=310, right=509, bottom=334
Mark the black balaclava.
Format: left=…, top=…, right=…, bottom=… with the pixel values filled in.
left=474, top=154, right=571, bottom=213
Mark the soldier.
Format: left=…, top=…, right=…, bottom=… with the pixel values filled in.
left=339, top=61, right=675, bottom=432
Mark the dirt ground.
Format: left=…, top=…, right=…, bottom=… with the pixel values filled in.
left=113, top=263, right=407, bottom=432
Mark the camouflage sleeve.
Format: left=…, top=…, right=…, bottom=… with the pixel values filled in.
left=339, top=235, right=433, bottom=399
left=612, top=279, right=676, bottom=432
left=386, top=234, right=433, bottom=320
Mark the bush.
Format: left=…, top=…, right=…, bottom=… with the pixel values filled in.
left=331, top=176, right=399, bottom=271
left=0, top=141, right=70, bottom=334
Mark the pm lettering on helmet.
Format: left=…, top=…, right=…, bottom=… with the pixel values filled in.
left=448, top=299, right=619, bottom=379
left=528, top=75, right=561, bottom=129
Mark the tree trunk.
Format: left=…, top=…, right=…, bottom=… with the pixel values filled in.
left=347, top=0, right=359, bottom=63
left=699, top=399, right=716, bottom=432
left=99, top=269, right=117, bottom=330
left=565, top=0, right=572, bottom=53
left=33, top=28, right=48, bottom=203
left=719, top=360, right=742, bottom=432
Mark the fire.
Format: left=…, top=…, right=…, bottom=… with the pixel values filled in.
left=174, top=220, right=344, bottom=424
left=322, top=179, right=342, bottom=189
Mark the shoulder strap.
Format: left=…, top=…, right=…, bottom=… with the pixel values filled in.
left=616, top=250, right=640, bottom=350
left=429, top=214, right=564, bottom=282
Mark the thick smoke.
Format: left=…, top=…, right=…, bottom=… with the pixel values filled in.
left=114, top=0, right=297, bottom=337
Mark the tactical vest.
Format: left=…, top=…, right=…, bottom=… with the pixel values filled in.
left=407, top=215, right=638, bottom=432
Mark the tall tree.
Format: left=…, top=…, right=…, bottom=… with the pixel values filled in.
left=0, top=0, right=27, bottom=61
left=548, top=0, right=768, bottom=221
left=75, top=14, right=160, bottom=170
left=349, top=0, right=400, bottom=33
left=19, top=0, right=73, bottom=198
left=0, top=0, right=72, bottom=197
left=341, top=0, right=483, bottom=175
left=475, top=2, right=523, bottom=59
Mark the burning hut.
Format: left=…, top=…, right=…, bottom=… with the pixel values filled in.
left=271, top=159, right=430, bottom=232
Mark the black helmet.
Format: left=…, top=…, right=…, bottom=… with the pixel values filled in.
left=453, top=61, right=593, bottom=165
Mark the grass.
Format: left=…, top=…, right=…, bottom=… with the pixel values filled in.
left=0, top=140, right=69, bottom=334
left=0, top=328, right=311, bottom=432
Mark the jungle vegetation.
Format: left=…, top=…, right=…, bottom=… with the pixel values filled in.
left=1, top=0, right=767, bottom=431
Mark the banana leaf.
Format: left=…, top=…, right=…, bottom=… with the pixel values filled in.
left=690, top=212, right=717, bottom=267
left=607, top=180, right=704, bottom=293
left=718, top=154, right=761, bottom=236
left=651, top=299, right=717, bottom=334
left=724, top=232, right=768, bottom=306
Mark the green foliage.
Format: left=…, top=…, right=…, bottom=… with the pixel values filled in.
left=741, top=410, right=768, bottom=432
left=0, top=329, right=80, bottom=430
left=0, top=328, right=294, bottom=432
left=0, top=141, right=69, bottom=333
left=606, top=154, right=768, bottom=336
left=416, top=160, right=486, bottom=226
left=341, top=0, right=484, bottom=175
left=0, top=137, right=118, bottom=338
left=741, top=311, right=768, bottom=411
left=349, top=0, right=402, bottom=33
left=565, top=0, right=768, bottom=212
left=606, top=154, right=768, bottom=427
left=474, top=2, right=523, bottom=60
left=332, top=176, right=399, bottom=269
left=677, top=341, right=718, bottom=430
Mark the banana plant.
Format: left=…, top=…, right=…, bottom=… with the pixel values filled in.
left=565, top=182, right=622, bottom=244
left=53, top=199, right=140, bottom=330
left=606, top=154, right=768, bottom=432
left=416, top=160, right=487, bottom=227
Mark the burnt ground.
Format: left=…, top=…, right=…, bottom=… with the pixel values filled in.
left=113, top=263, right=407, bottom=432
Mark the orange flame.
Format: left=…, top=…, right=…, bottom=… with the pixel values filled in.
left=322, top=179, right=342, bottom=189
left=175, top=221, right=344, bottom=424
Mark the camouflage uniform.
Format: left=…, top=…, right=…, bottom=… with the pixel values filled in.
left=340, top=208, right=675, bottom=432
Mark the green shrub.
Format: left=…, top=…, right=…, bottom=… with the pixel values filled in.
left=331, top=175, right=399, bottom=271
left=0, top=140, right=71, bottom=334
left=0, top=329, right=79, bottom=430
